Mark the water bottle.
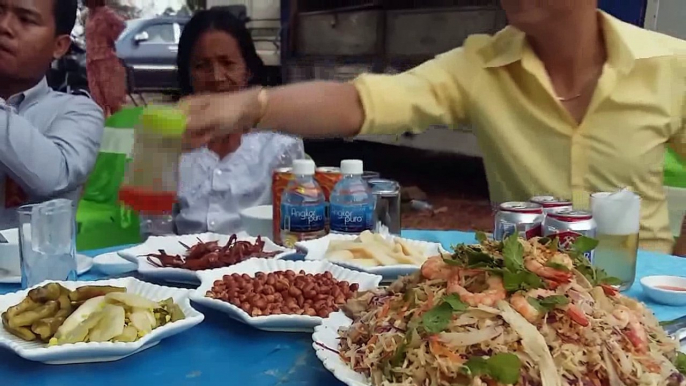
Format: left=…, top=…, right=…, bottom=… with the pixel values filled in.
left=330, top=160, right=375, bottom=234
left=280, top=159, right=327, bottom=246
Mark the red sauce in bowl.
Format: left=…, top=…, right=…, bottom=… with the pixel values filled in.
left=655, top=285, right=686, bottom=292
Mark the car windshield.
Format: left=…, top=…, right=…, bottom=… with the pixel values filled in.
left=118, top=19, right=145, bottom=41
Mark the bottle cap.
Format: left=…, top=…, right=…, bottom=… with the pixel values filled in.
left=139, top=106, right=187, bottom=137
left=340, top=159, right=363, bottom=175
left=292, top=159, right=315, bottom=175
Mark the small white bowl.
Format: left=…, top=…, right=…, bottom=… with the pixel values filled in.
left=640, top=275, right=686, bottom=306
left=93, top=252, right=137, bottom=276
left=0, top=228, right=20, bottom=276
left=239, top=205, right=273, bottom=241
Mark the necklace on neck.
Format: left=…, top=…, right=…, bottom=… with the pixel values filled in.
left=554, top=65, right=604, bottom=103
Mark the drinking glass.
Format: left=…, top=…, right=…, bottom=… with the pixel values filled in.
left=18, top=199, right=77, bottom=289
left=590, top=190, right=641, bottom=291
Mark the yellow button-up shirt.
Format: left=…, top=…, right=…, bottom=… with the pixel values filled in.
left=354, top=12, right=686, bottom=254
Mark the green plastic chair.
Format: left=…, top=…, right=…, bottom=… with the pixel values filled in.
left=665, top=148, right=686, bottom=189
left=76, top=107, right=143, bottom=251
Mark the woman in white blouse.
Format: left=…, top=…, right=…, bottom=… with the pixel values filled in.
left=174, top=9, right=304, bottom=234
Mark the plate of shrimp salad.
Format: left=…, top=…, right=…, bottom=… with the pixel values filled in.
left=312, top=233, right=686, bottom=386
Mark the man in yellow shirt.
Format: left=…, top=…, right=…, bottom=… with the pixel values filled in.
left=181, top=1, right=686, bottom=255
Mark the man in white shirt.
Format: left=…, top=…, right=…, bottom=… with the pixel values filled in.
left=0, top=0, right=104, bottom=228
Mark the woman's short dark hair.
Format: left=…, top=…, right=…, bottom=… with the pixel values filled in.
left=177, top=9, right=266, bottom=96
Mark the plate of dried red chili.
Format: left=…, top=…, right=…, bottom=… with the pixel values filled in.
left=117, top=232, right=295, bottom=284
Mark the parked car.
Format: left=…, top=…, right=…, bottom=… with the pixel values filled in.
left=116, top=16, right=189, bottom=92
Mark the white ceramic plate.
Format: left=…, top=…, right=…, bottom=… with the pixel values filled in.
left=0, top=254, right=93, bottom=285
left=0, top=277, right=204, bottom=364
left=117, top=232, right=294, bottom=284
left=93, top=252, right=137, bottom=276
left=312, top=311, right=369, bottom=386
left=190, top=259, right=381, bottom=333
left=297, top=234, right=449, bottom=281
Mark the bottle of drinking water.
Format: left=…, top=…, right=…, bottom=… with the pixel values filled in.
left=280, top=159, right=327, bottom=246
left=329, top=160, right=375, bottom=234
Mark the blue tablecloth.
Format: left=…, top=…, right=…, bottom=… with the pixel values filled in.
left=0, top=230, right=684, bottom=386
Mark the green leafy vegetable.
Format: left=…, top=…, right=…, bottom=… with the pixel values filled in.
left=487, top=353, right=523, bottom=384
left=462, top=353, right=522, bottom=384
left=421, top=303, right=453, bottom=334
left=567, top=236, right=622, bottom=286
left=389, top=342, right=407, bottom=367
left=545, top=261, right=570, bottom=271
left=538, top=236, right=551, bottom=245
left=475, top=231, right=488, bottom=244
left=675, top=352, right=686, bottom=375
left=443, top=294, right=468, bottom=312
left=501, top=269, right=545, bottom=293
left=527, top=295, right=569, bottom=313
left=466, top=250, right=496, bottom=268
left=463, top=357, right=489, bottom=377
left=573, top=236, right=599, bottom=253
left=502, top=234, right=524, bottom=271
left=548, top=237, right=559, bottom=252
left=442, top=258, right=463, bottom=267
left=421, top=295, right=469, bottom=333
left=595, top=269, right=623, bottom=286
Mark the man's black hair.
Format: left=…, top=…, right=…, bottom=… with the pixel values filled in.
left=177, top=8, right=266, bottom=96
left=54, top=0, right=78, bottom=36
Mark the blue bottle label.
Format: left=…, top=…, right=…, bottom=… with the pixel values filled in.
left=330, top=204, right=374, bottom=233
left=280, top=203, right=326, bottom=232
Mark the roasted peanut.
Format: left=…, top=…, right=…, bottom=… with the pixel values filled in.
left=206, top=269, right=360, bottom=319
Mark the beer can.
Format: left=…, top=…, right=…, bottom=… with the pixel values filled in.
left=272, top=167, right=294, bottom=245
left=542, top=209, right=597, bottom=262
left=530, top=196, right=573, bottom=214
left=314, top=167, right=343, bottom=200
left=493, top=202, right=544, bottom=241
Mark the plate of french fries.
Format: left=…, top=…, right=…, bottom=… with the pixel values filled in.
left=297, top=231, right=449, bottom=280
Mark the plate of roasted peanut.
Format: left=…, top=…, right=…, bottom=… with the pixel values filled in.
left=190, top=259, right=382, bottom=332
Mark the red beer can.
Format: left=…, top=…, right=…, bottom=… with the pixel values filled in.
left=530, top=196, right=573, bottom=214
left=314, top=167, right=343, bottom=200
left=272, top=167, right=294, bottom=245
left=542, top=209, right=597, bottom=262
left=493, top=202, right=544, bottom=241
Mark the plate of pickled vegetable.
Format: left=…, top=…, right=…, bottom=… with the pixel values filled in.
left=0, top=278, right=204, bottom=364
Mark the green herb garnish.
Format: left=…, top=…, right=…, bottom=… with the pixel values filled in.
left=527, top=295, right=569, bottom=313
left=475, top=231, right=488, bottom=244
left=421, top=303, right=453, bottom=334
left=548, top=237, right=559, bottom=252
left=462, top=353, right=522, bottom=384
left=545, top=261, right=570, bottom=271
left=573, top=236, right=599, bottom=253
left=443, top=294, right=468, bottom=312
left=675, top=352, right=686, bottom=375
left=568, top=236, right=622, bottom=286
left=502, top=234, right=524, bottom=272
left=389, top=342, right=407, bottom=367
left=502, top=270, right=545, bottom=293
left=421, top=295, right=469, bottom=333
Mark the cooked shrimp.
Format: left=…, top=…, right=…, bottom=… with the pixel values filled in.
left=525, top=257, right=573, bottom=283
left=447, top=274, right=506, bottom=307
left=420, top=256, right=453, bottom=280
left=613, top=306, right=648, bottom=353
left=510, top=289, right=589, bottom=326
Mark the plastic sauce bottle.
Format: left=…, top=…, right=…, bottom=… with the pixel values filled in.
left=329, top=159, right=375, bottom=234
left=118, top=106, right=186, bottom=240
left=280, top=159, right=327, bottom=247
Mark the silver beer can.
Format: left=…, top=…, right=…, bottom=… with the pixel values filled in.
left=542, top=209, right=597, bottom=262
left=529, top=196, right=573, bottom=214
left=494, top=202, right=544, bottom=241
